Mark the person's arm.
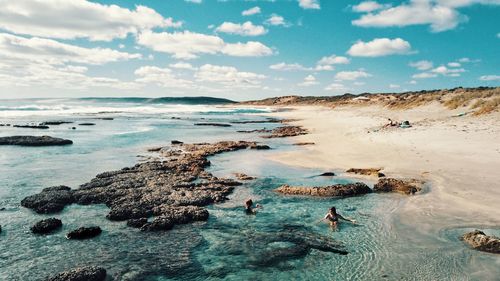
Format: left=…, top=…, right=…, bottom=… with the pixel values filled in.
left=338, top=214, right=356, bottom=223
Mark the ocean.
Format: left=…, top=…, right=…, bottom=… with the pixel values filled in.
left=0, top=98, right=498, bottom=280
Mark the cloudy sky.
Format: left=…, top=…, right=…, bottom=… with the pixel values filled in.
left=0, top=0, right=499, bottom=100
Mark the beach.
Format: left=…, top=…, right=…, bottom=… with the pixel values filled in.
left=268, top=103, right=500, bottom=230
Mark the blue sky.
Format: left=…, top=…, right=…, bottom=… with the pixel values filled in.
left=0, top=0, right=498, bottom=100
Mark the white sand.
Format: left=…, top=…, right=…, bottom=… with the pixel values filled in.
left=266, top=103, right=500, bottom=228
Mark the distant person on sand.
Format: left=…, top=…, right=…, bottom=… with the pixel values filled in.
left=244, top=199, right=262, bottom=215
left=322, top=207, right=356, bottom=227
left=384, top=118, right=399, bottom=128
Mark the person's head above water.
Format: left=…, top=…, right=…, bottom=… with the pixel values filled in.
left=245, top=199, right=253, bottom=209
left=329, top=206, right=337, bottom=215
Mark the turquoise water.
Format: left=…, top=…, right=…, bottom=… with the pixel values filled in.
left=0, top=99, right=499, bottom=280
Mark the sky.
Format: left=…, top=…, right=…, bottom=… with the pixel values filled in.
left=0, top=0, right=499, bottom=100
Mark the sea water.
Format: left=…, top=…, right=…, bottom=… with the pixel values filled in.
left=0, top=98, right=499, bottom=281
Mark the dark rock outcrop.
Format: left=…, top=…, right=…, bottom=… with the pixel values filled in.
left=347, top=168, right=385, bottom=177
left=21, top=186, right=74, bottom=214
left=22, top=141, right=266, bottom=231
left=13, top=124, right=49, bottom=129
left=249, top=144, right=271, bottom=150
left=66, top=226, right=102, bottom=240
left=234, top=173, right=256, bottom=181
left=262, top=126, right=308, bottom=138
left=0, top=225, right=2, bottom=233
left=41, top=121, right=73, bottom=126
left=461, top=230, right=500, bottom=254
left=0, top=136, right=73, bottom=146
left=78, top=123, right=96, bottom=126
left=275, top=182, right=371, bottom=197
left=318, top=172, right=335, bottom=177
left=373, top=178, right=423, bottom=195
left=236, top=129, right=272, bottom=133
left=194, top=123, right=232, bottom=127
left=293, top=142, right=315, bottom=146
left=31, top=218, right=62, bottom=234
left=171, top=140, right=183, bottom=145
left=45, top=266, right=107, bottom=281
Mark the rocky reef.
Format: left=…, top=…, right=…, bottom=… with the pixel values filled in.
left=262, top=126, right=308, bottom=138
left=461, top=230, right=500, bottom=254
left=346, top=168, right=385, bottom=178
left=0, top=136, right=73, bottom=146
left=31, top=218, right=62, bottom=234
left=373, top=178, right=423, bottom=195
left=45, top=266, right=107, bottom=281
left=21, top=141, right=269, bottom=231
left=66, top=226, right=102, bottom=240
left=194, top=123, right=232, bottom=127
left=275, top=182, right=371, bottom=197
left=233, top=173, right=256, bottom=181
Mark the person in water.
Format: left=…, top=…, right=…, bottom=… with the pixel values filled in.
left=322, top=207, right=356, bottom=227
left=244, top=199, right=262, bottom=215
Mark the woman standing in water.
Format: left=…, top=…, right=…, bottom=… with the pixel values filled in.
left=244, top=199, right=262, bottom=215
left=322, top=206, right=356, bottom=228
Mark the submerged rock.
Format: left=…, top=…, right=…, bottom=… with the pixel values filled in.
left=66, top=226, right=102, bottom=240
left=275, top=183, right=371, bottom=197
left=22, top=141, right=265, bottom=231
left=373, top=178, right=423, bottom=195
left=21, top=186, right=74, bottom=214
left=236, top=129, right=272, bottom=133
left=0, top=225, right=2, bottom=233
left=346, top=168, right=385, bottom=177
left=234, top=173, right=256, bottom=181
left=171, top=140, right=184, bottom=145
left=194, top=123, right=232, bottom=127
left=293, top=142, right=315, bottom=146
left=0, top=136, right=73, bottom=146
left=13, top=124, right=49, bottom=129
left=262, top=126, right=308, bottom=138
left=461, top=230, right=500, bottom=254
left=31, top=218, right=62, bottom=234
left=318, top=172, right=335, bottom=177
left=78, top=123, right=96, bottom=126
left=45, top=266, right=107, bottom=281
left=41, top=121, right=73, bottom=126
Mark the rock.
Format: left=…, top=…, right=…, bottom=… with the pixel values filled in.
left=194, top=123, right=232, bottom=127
left=171, top=140, right=183, bottom=145
left=31, top=218, right=62, bottom=234
left=318, top=172, right=335, bottom=177
left=461, top=230, right=500, bottom=254
left=45, top=266, right=107, bottom=281
left=249, top=144, right=271, bottom=150
left=13, top=124, right=49, bottom=129
left=78, top=123, right=96, bottom=126
left=373, top=178, right=423, bottom=195
left=127, top=218, right=148, bottom=228
left=346, top=168, right=385, bottom=177
left=147, top=147, right=162, bottom=152
left=98, top=118, right=114, bottom=120
left=234, top=173, right=256, bottom=181
left=0, top=225, right=2, bottom=233
left=293, top=142, right=315, bottom=146
left=21, top=186, right=74, bottom=214
left=23, top=141, right=264, bottom=231
left=275, top=182, right=371, bottom=197
left=236, top=129, right=272, bottom=133
left=262, top=126, right=308, bottom=138
left=0, top=136, right=73, bottom=146
left=41, top=121, right=73, bottom=126
left=66, top=226, right=102, bottom=240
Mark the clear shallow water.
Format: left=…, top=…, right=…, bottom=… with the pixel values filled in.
left=0, top=99, right=499, bottom=281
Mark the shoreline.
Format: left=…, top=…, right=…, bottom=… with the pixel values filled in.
left=257, top=104, right=500, bottom=231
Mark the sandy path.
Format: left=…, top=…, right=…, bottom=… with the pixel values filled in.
left=265, top=103, right=500, bottom=228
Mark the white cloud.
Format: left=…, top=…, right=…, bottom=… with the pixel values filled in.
left=347, top=38, right=412, bottom=57
left=409, top=80, right=417, bottom=84
left=409, top=60, right=433, bottom=70
left=0, top=0, right=181, bottom=41
left=447, top=62, right=461, bottom=67
left=299, top=0, right=321, bottom=9
left=169, top=62, right=197, bottom=70
left=412, top=72, right=438, bottom=79
left=185, top=0, right=202, bottom=3
left=270, top=63, right=309, bottom=71
left=195, top=64, right=266, bottom=88
left=136, top=30, right=272, bottom=59
left=317, top=55, right=350, bottom=65
left=479, top=75, right=500, bottom=81
left=352, top=0, right=463, bottom=32
left=135, top=66, right=194, bottom=89
left=0, top=33, right=141, bottom=65
left=335, top=70, right=372, bottom=81
left=298, top=75, right=319, bottom=86
left=266, top=14, right=287, bottom=26
left=389, top=84, right=401, bottom=88
left=215, top=21, right=267, bottom=36
left=242, top=6, right=261, bottom=16
left=431, top=65, right=465, bottom=76
left=325, top=83, right=347, bottom=91
left=352, top=1, right=390, bottom=12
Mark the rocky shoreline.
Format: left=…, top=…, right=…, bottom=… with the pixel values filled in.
left=21, top=141, right=270, bottom=231
left=0, top=136, right=73, bottom=146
